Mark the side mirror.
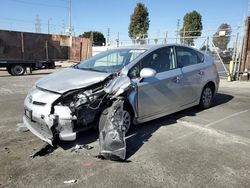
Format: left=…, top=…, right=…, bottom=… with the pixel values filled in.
left=140, top=68, right=156, bottom=79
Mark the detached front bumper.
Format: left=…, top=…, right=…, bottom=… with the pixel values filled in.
left=23, top=106, right=77, bottom=145
left=23, top=115, right=54, bottom=145
left=23, top=87, right=77, bottom=145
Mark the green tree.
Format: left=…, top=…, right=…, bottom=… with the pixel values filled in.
left=180, top=11, right=203, bottom=45
left=212, top=23, right=232, bottom=51
left=79, top=31, right=105, bottom=46
left=128, top=3, right=150, bottom=43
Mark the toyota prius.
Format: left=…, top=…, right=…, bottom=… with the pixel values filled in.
left=23, top=44, right=219, bottom=145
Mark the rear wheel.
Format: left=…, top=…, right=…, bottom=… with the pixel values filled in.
left=199, top=85, right=213, bottom=109
left=48, top=61, right=55, bottom=69
left=6, top=67, right=13, bottom=75
left=11, top=64, right=26, bottom=76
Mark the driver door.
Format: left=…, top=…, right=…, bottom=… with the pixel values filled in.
left=129, top=47, right=184, bottom=120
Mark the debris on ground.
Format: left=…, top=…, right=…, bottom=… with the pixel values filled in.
left=63, top=179, right=78, bottom=184
left=70, top=144, right=93, bottom=153
left=3, top=147, right=10, bottom=153
left=99, top=99, right=126, bottom=161
left=16, top=123, right=29, bottom=133
left=30, top=143, right=57, bottom=158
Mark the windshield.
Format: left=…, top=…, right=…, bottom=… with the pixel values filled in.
left=76, top=48, right=146, bottom=73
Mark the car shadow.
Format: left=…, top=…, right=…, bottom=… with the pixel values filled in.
left=58, top=93, right=233, bottom=159
left=125, top=93, right=233, bottom=159
left=59, top=128, right=99, bottom=151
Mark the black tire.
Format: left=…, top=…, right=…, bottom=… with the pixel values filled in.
left=6, top=67, right=13, bottom=75
left=199, top=85, right=213, bottom=109
left=48, top=61, right=55, bottom=69
left=10, top=64, right=26, bottom=76
left=98, top=106, right=132, bottom=134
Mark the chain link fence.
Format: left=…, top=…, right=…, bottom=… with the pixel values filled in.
left=107, top=32, right=243, bottom=80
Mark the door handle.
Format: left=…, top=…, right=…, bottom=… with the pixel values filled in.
left=173, top=76, right=181, bottom=83
left=198, top=70, right=204, bottom=76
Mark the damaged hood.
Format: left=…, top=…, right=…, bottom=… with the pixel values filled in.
left=36, top=68, right=111, bottom=93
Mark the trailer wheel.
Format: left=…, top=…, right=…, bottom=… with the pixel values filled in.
left=11, top=65, right=26, bottom=76
left=48, top=61, right=55, bottom=69
left=7, top=67, right=13, bottom=75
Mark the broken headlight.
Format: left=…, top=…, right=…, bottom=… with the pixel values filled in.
left=69, top=90, right=94, bottom=109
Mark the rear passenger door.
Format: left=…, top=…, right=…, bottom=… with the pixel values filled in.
left=175, top=46, right=205, bottom=106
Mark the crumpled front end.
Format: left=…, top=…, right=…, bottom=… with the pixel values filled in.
left=98, top=75, right=133, bottom=160
left=23, top=73, right=134, bottom=152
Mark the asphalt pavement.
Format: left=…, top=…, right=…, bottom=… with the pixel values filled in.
left=0, top=68, right=250, bottom=188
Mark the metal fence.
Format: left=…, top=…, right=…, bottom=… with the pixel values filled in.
left=108, top=33, right=243, bottom=80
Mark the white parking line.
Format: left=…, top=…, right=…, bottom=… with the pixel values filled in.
left=204, top=109, right=249, bottom=128
left=0, top=88, right=14, bottom=94
left=178, top=120, right=250, bottom=146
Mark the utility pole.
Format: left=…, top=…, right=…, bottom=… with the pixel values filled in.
left=69, top=0, right=71, bottom=32
left=66, top=0, right=72, bottom=36
left=116, top=32, right=120, bottom=47
left=106, top=28, right=110, bottom=46
left=35, top=15, right=41, bottom=33
left=48, top=20, right=50, bottom=34
left=47, top=18, right=51, bottom=34
left=183, top=26, right=186, bottom=44
left=90, top=31, right=94, bottom=46
left=61, top=20, right=65, bottom=35
left=164, top=31, right=168, bottom=44
left=248, top=0, right=250, bottom=16
left=176, top=19, right=180, bottom=43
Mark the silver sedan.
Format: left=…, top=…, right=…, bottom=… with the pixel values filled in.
left=23, top=44, right=219, bottom=145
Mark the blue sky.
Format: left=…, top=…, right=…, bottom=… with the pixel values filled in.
left=0, top=0, right=248, bottom=44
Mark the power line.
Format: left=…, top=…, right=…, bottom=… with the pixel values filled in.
left=0, top=17, right=34, bottom=24
left=9, top=0, right=67, bottom=8
left=0, top=17, right=59, bottom=28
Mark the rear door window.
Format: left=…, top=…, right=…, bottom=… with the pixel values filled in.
left=175, top=46, right=204, bottom=67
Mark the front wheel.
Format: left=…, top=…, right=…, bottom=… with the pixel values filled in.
left=99, top=107, right=132, bottom=134
left=11, top=64, right=26, bottom=76
left=199, top=86, right=213, bottom=109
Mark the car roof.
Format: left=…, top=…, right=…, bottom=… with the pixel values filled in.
left=115, top=44, right=200, bottom=52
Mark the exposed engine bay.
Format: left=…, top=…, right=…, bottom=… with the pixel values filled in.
left=51, top=74, right=132, bottom=125
left=49, top=74, right=132, bottom=160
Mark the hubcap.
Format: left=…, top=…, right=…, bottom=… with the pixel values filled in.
left=14, top=65, right=24, bottom=74
left=202, top=87, right=212, bottom=106
left=123, top=110, right=131, bottom=133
